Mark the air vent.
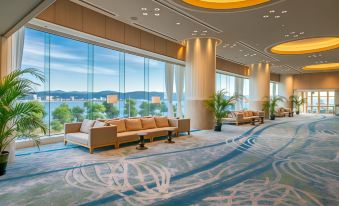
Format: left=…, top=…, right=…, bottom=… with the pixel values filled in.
left=78, top=0, right=117, bottom=17
left=133, top=23, right=179, bottom=42
left=153, top=0, right=223, bottom=33
left=236, top=41, right=279, bottom=62
left=217, top=55, right=248, bottom=66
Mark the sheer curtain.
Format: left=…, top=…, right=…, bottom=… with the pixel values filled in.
left=175, top=65, right=185, bottom=118
left=2, top=27, right=25, bottom=163
left=165, top=63, right=174, bottom=117
left=235, top=77, right=244, bottom=110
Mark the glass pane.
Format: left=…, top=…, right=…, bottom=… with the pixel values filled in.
left=320, top=91, right=327, bottom=96
left=312, top=91, right=318, bottom=97
left=124, top=53, right=145, bottom=117
left=149, top=59, right=166, bottom=116
left=319, top=96, right=327, bottom=106
left=329, top=97, right=335, bottom=106
left=49, top=34, right=89, bottom=134
left=93, top=46, right=120, bottom=119
left=319, top=107, right=327, bottom=114
left=312, top=107, right=318, bottom=113
left=312, top=97, right=318, bottom=106
left=329, top=91, right=335, bottom=96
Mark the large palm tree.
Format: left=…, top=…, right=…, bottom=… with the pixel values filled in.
left=0, top=68, right=47, bottom=154
left=262, top=96, right=285, bottom=120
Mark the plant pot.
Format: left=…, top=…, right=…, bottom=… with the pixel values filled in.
left=214, top=123, right=222, bottom=131
left=0, top=151, right=9, bottom=176
left=296, top=111, right=300, bottom=115
left=269, top=115, right=275, bottom=120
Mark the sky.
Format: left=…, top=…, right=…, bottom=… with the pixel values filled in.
left=22, top=28, right=166, bottom=93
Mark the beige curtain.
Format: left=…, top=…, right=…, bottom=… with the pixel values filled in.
left=175, top=65, right=185, bottom=118
left=165, top=63, right=174, bottom=117
left=234, top=77, right=244, bottom=110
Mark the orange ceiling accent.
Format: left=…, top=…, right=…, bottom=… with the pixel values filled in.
left=303, top=63, right=339, bottom=71
left=182, top=0, right=270, bottom=9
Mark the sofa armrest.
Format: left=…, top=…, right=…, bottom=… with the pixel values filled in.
left=169, top=118, right=190, bottom=133
left=64, top=122, right=82, bottom=134
left=89, top=126, right=117, bottom=147
left=258, top=111, right=265, bottom=117
left=235, top=113, right=244, bottom=121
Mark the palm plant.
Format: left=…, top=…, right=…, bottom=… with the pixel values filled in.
left=205, top=89, right=242, bottom=131
left=262, top=96, right=285, bottom=120
left=289, top=95, right=306, bottom=114
left=0, top=68, right=47, bottom=175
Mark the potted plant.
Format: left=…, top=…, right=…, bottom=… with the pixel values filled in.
left=205, top=89, right=241, bottom=131
left=290, top=95, right=306, bottom=115
left=262, top=96, right=285, bottom=120
left=0, top=68, right=47, bottom=176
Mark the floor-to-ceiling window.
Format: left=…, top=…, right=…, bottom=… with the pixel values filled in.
left=301, top=90, right=335, bottom=114
left=270, top=81, right=279, bottom=97
left=20, top=28, right=183, bottom=138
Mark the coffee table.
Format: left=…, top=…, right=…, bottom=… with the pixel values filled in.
left=165, top=128, right=176, bottom=144
left=250, top=117, right=256, bottom=125
left=136, top=132, right=148, bottom=150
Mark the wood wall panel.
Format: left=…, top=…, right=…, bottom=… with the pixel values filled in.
left=293, top=71, right=339, bottom=90
left=37, top=3, right=56, bottom=22
left=216, top=57, right=249, bottom=76
left=270, top=73, right=280, bottom=82
left=166, top=41, right=178, bottom=59
left=82, top=7, right=105, bottom=38
left=154, top=36, right=166, bottom=55
left=140, top=31, right=154, bottom=52
left=55, top=0, right=82, bottom=31
left=124, top=24, right=140, bottom=48
left=105, top=17, right=124, bottom=43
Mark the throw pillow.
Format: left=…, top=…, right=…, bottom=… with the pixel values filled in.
left=106, top=119, right=126, bottom=133
left=93, top=121, right=107, bottom=128
left=154, top=117, right=169, bottom=128
left=141, top=118, right=157, bottom=129
left=80, top=119, right=95, bottom=134
left=125, top=118, right=143, bottom=131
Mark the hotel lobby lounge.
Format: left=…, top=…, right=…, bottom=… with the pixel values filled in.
left=1, top=0, right=339, bottom=205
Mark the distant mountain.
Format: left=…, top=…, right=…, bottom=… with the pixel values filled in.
left=34, top=90, right=178, bottom=100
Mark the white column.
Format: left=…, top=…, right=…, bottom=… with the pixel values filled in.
left=278, top=75, right=294, bottom=108
left=249, top=63, right=270, bottom=111
left=185, top=38, right=218, bottom=130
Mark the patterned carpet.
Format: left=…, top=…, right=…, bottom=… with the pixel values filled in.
left=1, top=115, right=339, bottom=206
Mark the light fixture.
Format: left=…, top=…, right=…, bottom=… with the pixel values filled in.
left=151, top=96, right=161, bottom=104
left=302, top=63, right=339, bottom=71
left=107, top=95, right=118, bottom=104
left=155, top=13, right=160, bottom=16
left=202, top=30, right=207, bottom=33
left=192, top=33, right=197, bottom=36
left=274, top=15, right=280, bottom=18
left=142, top=12, right=148, bottom=16
left=154, top=8, right=160, bottom=11
left=271, top=37, right=339, bottom=54
left=300, top=32, right=304, bottom=35
left=285, top=34, right=289, bottom=37
left=293, top=35, right=299, bottom=38
left=182, top=0, right=270, bottom=9
left=141, top=8, right=147, bottom=11
left=263, top=15, right=269, bottom=18
left=176, top=22, right=181, bottom=25
left=193, top=30, right=198, bottom=33
left=281, top=10, right=287, bottom=13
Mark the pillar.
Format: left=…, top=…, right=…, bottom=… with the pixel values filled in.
left=335, top=90, right=339, bottom=115
left=278, top=75, right=294, bottom=108
left=249, top=63, right=270, bottom=111
left=184, top=38, right=218, bottom=130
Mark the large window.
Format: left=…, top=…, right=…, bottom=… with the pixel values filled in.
left=270, top=82, right=279, bottom=97
left=21, top=28, right=182, bottom=137
left=301, top=90, right=335, bottom=114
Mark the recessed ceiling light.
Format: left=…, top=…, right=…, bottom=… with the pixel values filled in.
left=193, top=30, right=198, bottom=33
left=239, top=49, right=243, bottom=52
left=274, top=15, right=280, bottom=18
left=290, top=32, right=295, bottom=34
left=270, top=37, right=339, bottom=54
left=154, top=8, right=160, bottom=11
left=223, top=45, right=227, bottom=48
left=269, top=10, right=275, bottom=13
left=202, top=30, right=207, bottom=33
left=141, top=8, right=147, bottom=11
left=142, top=12, right=148, bottom=16
left=154, top=13, right=160, bottom=16
left=293, top=35, right=298, bottom=38
left=285, top=34, right=289, bottom=37
left=192, top=33, right=196, bottom=36
left=263, top=15, right=269, bottom=18
left=281, top=10, right=287, bottom=13
left=176, top=22, right=181, bottom=25
left=300, top=32, right=304, bottom=35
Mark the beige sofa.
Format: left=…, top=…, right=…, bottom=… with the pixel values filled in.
left=222, top=110, right=265, bottom=125
left=275, top=107, right=293, bottom=117
left=64, top=117, right=190, bottom=153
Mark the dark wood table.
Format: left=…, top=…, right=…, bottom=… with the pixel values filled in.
left=250, top=117, right=256, bottom=125
left=165, top=128, right=177, bottom=144
left=136, top=132, right=148, bottom=150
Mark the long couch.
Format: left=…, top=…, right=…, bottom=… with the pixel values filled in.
left=64, top=117, right=190, bottom=153
left=222, top=110, right=265, bottom=125
left=275, top=107, right=293, bottom=117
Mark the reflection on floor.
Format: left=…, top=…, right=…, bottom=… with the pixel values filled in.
left=1, top=115, right=339, bottom=205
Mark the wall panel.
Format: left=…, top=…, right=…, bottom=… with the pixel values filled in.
left=82, top=7, right=105, bottom=38
left=55, top=0, right=82, bottom=31
left=105, top=17, right=124, bottom=43
left=293, top=72, right=339, bottom=90
left=124, top=24, right=141, bottom=48
left=216, top=57, right=249, bottom=76
left=38, top=3, right=56, bottom=22
left=140, top=31, right=154, bottom=52
left=154, top=36, right=166, bottom=55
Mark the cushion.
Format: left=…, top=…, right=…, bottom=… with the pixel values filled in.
left=65, top=132, right=89, bottom=145
left=141, top=118, right=157, bottom=129
left=154, top=117, right=169, bottom=128
left=93, top=120, right=107, bottom=128
left=80, top=119, right=95, bottom=134
left=106, top=119, right=126, bottom=133
left=125, top=119, right=143, bottom=131
left=247, top=111, right=253, bottom=117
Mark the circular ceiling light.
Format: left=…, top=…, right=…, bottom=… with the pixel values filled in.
left=303, top=63, right=339, bottom=71
left=271, top=37, right=339, bottom=54
left=182, top=0, right=270, bottom=10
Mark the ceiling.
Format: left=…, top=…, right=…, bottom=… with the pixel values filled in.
left=72, top=0, right=339, bottom=74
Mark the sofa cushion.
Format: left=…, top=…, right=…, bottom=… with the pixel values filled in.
left=125, top=118, right=143, bottom=131
left=106, top=119, right=126, bottom=133
left=65, top=132, right=88, bottom=145
left=141, top=118, right=157, bottom=129
left=154, top=117, right=169, bottom=128
left=80, top=119, right=95, bottom=134
left=247, top=111, right=253, bottom=117
left=93, top=120, right=107, bottom=128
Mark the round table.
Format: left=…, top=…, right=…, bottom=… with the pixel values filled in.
left=165, top=128, right=177, bottom=144
left=136, top=132, right=148, bottom=150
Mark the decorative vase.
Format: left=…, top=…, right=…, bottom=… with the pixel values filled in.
left=214, top=123, right=222, bottom=131
left=0, top=151, right=9, bottom=176
left=269, top=114, right=275, bottom=120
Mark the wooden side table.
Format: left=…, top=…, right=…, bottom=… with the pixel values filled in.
left=165, top=128, right=176, bottom=144
left=136, top=132, right=148, bottom=150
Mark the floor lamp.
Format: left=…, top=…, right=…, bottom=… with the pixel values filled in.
left=151, top=96, right=161, bottom=116
left=106, top=95, right=118, bottom=118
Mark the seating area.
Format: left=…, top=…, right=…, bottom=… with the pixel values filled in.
left=64, top=117, right=190, bottom=153
left=0, top=0, right=339, bottom=205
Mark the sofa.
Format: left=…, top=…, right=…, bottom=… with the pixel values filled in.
left=64, top=117, right=190, bottom=153
left=275, top=107, right=293, bottom=117
left=222, top=110, right=265, bottom=125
